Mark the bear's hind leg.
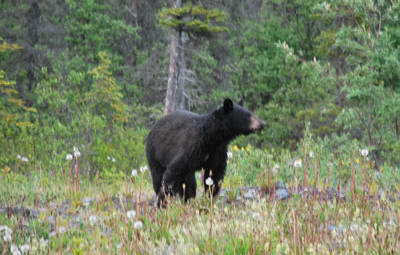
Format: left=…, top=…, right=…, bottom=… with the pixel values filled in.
left=149, top=162, right=165, bottom=195
left=181, top=173, right=196, bottom=201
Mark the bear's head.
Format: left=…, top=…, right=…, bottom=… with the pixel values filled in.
left=214, top=98, right=265, bottom=136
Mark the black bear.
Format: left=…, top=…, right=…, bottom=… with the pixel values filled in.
left=146, top=98, right=264, bottom=207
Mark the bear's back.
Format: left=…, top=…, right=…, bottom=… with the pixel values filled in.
left=146, top=110, right=206, bottom=166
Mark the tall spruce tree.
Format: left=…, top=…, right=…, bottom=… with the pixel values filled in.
left=159, top=1, right=227, bottom=114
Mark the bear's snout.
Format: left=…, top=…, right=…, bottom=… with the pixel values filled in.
left=250, top=116, right=265, bottom=132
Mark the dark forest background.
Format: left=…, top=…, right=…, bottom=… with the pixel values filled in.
left=1, top=0, right=400, bottom=176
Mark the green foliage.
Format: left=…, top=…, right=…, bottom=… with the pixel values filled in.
left=329, top=1, right=400, bottom=164
left=65, top=0, right=138, bottom=61
left=0, top=42, right=35, bottom=129
left=87, top=52, right=128, bottom=124
left=1, top=0, right=400, bottom=176
left=159, top=4, right=227, bottom=37
left=229, top=18, right=338, bottom=147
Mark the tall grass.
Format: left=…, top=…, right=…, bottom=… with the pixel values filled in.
left=0, top=132, right=399, bottom=254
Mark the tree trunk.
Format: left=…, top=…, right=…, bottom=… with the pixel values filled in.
left=164, top=0, right=187, bottom=115
left=26, top=0, right=40, bottom=92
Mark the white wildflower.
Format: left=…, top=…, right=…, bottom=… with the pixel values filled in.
left=293, top=159, right=302, bottom=168
left=111, top=157, right=116, bottom=162
left=272, top=164, right=279, bottom=174
left=73, top=146, right=81, bottom=158
left=140, top=165, right=148, bottom=173
left=3, top=233, right=12, bottom=242
left=276, top=41, right=289, bottom=50
left=17, top=155, right=22, bottom=160
left=20, top=244, right=30, bottom=254
left=58, top=226, right=67, bottom=234
left=66, top=154, right=73, bottom=160
left=227, top=151, right=233, bottom=159
left=133, top=220, right=143, bottom=229
left=252, top=212, right=261, bottom=220
left=360, top=149, right=369, bottom=157
left=10, top=245, right=21, bottom=255
left=0, top=225, right=12, bottom=235
left=73, top=150, right=81, bottom=158
left=205, top=177, right=214, bottom=186
left=309, top=151, right=314, bottom=158
left=126, top=210, right=136, bottom=219
left=83, top=198, right=91, bottom=207
left=39, top=238, right=49, bottom=249
left=131, top=169, right=138, bottom=177
left=89, top=215, right=98, bottom=225
left=21, top=157, right=29, bottom=162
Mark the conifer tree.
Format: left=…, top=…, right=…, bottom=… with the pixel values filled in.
left=159, top=1, right=227, bottom=114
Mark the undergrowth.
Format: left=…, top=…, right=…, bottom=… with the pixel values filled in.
left=0, top=132, right=399, bottom=254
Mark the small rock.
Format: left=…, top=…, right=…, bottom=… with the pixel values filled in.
left=241, top=187, right=260, bottom=200
left=218, top=188, right=229, bottom=197
left=327, top=225, right=345, bottom=234
left=82, top=197, right=95, bottom=207
left=46, top=216, right=56, bottom=226
left=69, top=215, right=82, bottom=228
left=326, top=188, right=345, bottom=200
left=275, top=181, right=286, bottom=190
left=275, top=189, right=290, bottom=200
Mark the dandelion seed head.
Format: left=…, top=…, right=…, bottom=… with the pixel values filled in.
left=10, top=245, right=21, bottom=255
left=133, top=220, right=143, bottom=229
left=131, top=169, right=138, bottom=177
left=89, top=215, right=98, bottom=225
left=140, top=165, right=148, bottom=173
left=361, top=149, right=369, bottom=157
left=205, top=177, right=214, bottom=186
left=58, top=226, right=67, bottom=234
left=293, top=159, right=302, bottom=168
left=3, top=233, right=12, bottom=242
left=20, top=244, right=30, bottom=254
left=0, top=225, right=12, bottom=235
left=39, top=238, right=49, bottom=249
left=127, top=210, right=136, bottom=219
left=272, top=164, right=279, bottom=174
left=73, top=150, right=81, bottom=158
left=73, top=146, right=81, bottom=158
left=252, top=212, right=261, bottom=219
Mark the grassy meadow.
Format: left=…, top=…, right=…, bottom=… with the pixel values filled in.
left=0, top=134, right=399, bottom=255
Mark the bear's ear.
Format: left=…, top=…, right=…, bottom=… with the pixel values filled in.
left=223, top=98, right=233, bottom=114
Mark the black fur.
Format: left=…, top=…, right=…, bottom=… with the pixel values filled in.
left=145, top=98, right=264, bottom=207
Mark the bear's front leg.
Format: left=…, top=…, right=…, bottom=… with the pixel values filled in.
left=203, top=149, right=227, bottom=197
left=182, top=173, right=197, bottom=201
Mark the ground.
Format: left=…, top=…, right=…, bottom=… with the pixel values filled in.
left=0, top=146, right=399, bottom=254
